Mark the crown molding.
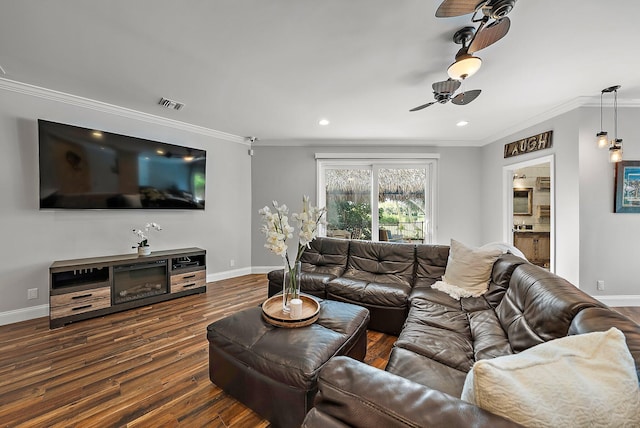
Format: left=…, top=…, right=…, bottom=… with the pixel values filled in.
left=581, top=96, right=640, bottom=108
left=253, top=138, right=482, bottom=147
left=0, top=78, right=248, bottom=145
left=479, top=96, right=591, bottom=146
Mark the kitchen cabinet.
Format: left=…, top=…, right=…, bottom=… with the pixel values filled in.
left=513, top=232, right=550, bottom=268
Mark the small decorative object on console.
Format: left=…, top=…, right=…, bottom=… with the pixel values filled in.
left=132, top=222, right=162, bottom=256
left=259, top=196, right=326, bottom=313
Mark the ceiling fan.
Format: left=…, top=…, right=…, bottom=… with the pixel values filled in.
left=409, top=78, right=481, bottom=111
left=436, top=0, right=517, bottom=53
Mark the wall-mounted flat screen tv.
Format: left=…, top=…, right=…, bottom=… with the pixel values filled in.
left=38, top=120, right=206, bottom=210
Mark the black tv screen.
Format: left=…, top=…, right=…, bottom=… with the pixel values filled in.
left=38, top=120, right=206, bottom=209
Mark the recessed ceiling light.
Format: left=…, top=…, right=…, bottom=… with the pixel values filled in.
left=92, top=131, right=103, bottom=138
left=319, top=119, right=330, bottom=126
left=456, top=120, right=469, bottom=127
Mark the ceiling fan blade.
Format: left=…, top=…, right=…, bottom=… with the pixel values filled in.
left=451, top=89, right=481, bottom=105
left=432, top=78, right=461, bottom=94
left=435, top=0, right=483, bottom=17
left=468, top=17, right=510, bottom=53
left=409, top=101, right=437, bottom=112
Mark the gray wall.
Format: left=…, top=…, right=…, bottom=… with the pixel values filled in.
left=251, top=143, right=483, bottom=268
left=480, top=106, right=640, bottom=300
left=0, top=85, right=252, bottom=323
left=578, top=106, right=640, bottom=299
left=480, top=110, right=581, bottom=284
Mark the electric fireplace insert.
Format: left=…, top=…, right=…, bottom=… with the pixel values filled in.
left=113, top=260, right=168, bottom=304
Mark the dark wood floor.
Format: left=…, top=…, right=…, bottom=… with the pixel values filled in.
left=0, top=275, right=638, bottom=427
left=0, top=275, right=395, bottom=427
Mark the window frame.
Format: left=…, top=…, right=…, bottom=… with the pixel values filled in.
left=316, top=153, right=439, bottom=243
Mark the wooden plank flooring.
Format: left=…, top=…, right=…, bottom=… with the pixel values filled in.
left=0, top=275, right=394, bottom=427
left=0, top=274, right=637, bottom=427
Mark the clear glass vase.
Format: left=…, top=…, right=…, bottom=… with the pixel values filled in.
left=282, top=260, right=301, bottom=313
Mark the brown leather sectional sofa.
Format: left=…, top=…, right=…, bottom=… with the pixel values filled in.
left=269, top=237, right=640, bottom=427
left=268, top=238, right=450, bottom=335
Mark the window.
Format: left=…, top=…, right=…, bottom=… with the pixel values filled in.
left=317, top=154, right=438, bottom=243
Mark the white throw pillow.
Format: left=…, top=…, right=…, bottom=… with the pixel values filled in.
left=480, top=241, right=527, bottom=260
left=461, top=328, right=640, bottom=428
left=431, top=239, right=502, bottom=300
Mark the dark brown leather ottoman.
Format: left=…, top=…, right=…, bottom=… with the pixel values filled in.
left=207, top=299, right=370, bottom=428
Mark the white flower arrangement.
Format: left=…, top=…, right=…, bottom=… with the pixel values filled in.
left=259, top=196, right=326, bottom=267
left=132, top=222, right=162, bottom=248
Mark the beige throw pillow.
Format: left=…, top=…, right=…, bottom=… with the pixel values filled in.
left=431, top=239, right=502, bottom=300
left=461, top=328, right=640, bottom=428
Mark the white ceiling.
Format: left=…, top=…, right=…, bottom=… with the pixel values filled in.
left=1, top=0, right=639, bottom=146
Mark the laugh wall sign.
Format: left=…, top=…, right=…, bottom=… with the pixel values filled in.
left=504, top=131, right=553, bottom=158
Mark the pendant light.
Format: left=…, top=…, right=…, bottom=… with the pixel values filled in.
left=596, top=85, right=623, bottom=163
left=609, top=86, right=622, bottom=163
left=596, top=91, right=608, bottom=148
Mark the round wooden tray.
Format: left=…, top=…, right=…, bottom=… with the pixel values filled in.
left=261, top=294, right=320, bottom=328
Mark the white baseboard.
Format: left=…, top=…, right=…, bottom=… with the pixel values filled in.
left=206, top=266, right=279, bottom=282
left=594, top=295, right=640, bottom=307
left=0, top=304, right=49, bottom=326
left=251, top=266, right=281, bottom=274
left=206, top=267, right=254, bottom=282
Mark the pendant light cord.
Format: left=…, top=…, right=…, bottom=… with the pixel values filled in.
left=600, top=91, right=604, bottom=131
left=614, top=89, right=618, bottom=141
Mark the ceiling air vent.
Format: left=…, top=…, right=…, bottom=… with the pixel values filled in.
left=159, top=97, right=185, bottom=111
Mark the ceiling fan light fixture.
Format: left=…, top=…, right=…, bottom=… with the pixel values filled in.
left=447, top=54, right=482, bottom=80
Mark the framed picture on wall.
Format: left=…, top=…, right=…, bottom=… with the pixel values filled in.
left=614, top=161, right=640, bottom=213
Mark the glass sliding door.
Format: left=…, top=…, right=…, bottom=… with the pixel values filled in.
left=318, top=158, right=435, bottom=243
left=324, top=168, right=372, bottom=240
left=377, top=167, right=427, bottom=243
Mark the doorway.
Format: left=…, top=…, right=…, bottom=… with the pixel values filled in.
left=503, top=155, right=555, bottom=272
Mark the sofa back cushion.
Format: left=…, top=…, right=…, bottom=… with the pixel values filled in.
left=300, top=237, right=350, bottom=277
left=483, top=254, right=528, bottom=308
left=344, top=240, right=415, bottom=287
left=569, top=307, right=640, bottom=381
left=496, top=263, right=603, bottom=352
left=414, top=244, right=449, bottom=287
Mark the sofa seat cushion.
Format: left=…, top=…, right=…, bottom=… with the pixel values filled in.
left=327, top=276, right=411, bottom=307
left=396, top=296, right=512, bottom=373
left=395, top=299, right=473, bottom=372
left=386, top=346, right=468, bottom=398
left=409, top=285, right=464, bottom=308
left=461, top=328, right=640, bottom=428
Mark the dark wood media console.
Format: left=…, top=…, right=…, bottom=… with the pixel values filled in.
left=49, top=247, right=206, bottom=328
